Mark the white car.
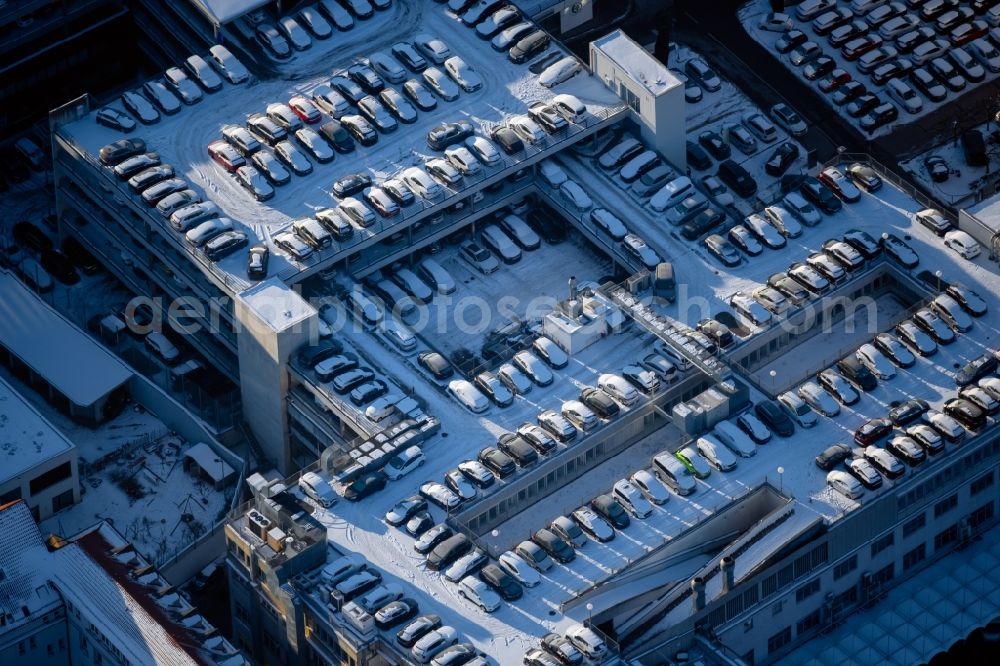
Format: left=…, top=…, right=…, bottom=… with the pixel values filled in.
left=165, top=66, right=203, bottom=104
left=612, top=479, right=653, bottom=518
left=425, top=158, right=462, bottom=186
left=510, top=115, right=545, bottom=144
left=978, top=376, right=1000, bottom=402
left=497, top=551, right=541, bottom=587
left=145, top=331, right=179, bottom=364
left=121, top=91, right=160, bottom=124
left=295, top=127, right=334, bottom=163
left=297, top=6, right=332, bottom=38
left=423, top=67, right=460, bottom=101
left=797, top=381, right=840, bottom=417
left=533, top=336, right=568, bottom=369
left=444, top=469, right=477, bottom=501
left=465, top=136, right=501, bottom=165
left=865, top=445, right=905, bottom=479
left=565, top=624, right=607, bottom=661
left=559, top=180, right=592, bottom=212
left=597, top=373, right=640, bottom=406
left=960, top=386, right=999, bottom=415
left=590, top=208, right=628, bottom=240
left=460, top=241, right=500, bottom=274
left=696, top=434, right=738, bottom=472
left=298, top=471, right=337, bottom=507
left=279, top=15, right=312, bottom=50
left=540, top=161, right=568, bottom=187
left=745, top=213, right=786, bottom=249
left=730, top=292, right=772, bottom=326
left=401, top=167, right=443, bottom=201
left=712, top=421, right=757, bottom=457
left=448, top=379, right=489, bottom=413
left=782, top=192, right=821, bottom=226
left=778, top=391, right=818, bottom=428
left=384, top=445, right=425, bottom=480
left=513, top=350, right=554, bottom=386
left=412, top=627, right=458, bottom=663
left=420, top=481, right=461, bottom=511
left=445, top=549, right=487, bottom=583
left=369, top=51, right=407, bottom=83
left=274, top=231, right=313, bottom=260
left=622, top=234, right=660, bottom=269
left=458, top=576, right=501, bottom=612
left=770, top=102, right=807, bottom=136
left=630, top=469, right=670, bottom=504
left=185, top=217, right=233, bottom=246
left=444, top=146, right=482, bottom=176
left=312, top=84, right=350, bottom=116
left=414, top=33, right=452, bottom=64
left=562, top=400, right=598, bottom=431
left=827, top=470, right=864, bottom=499
left=539, top=56, right=582, bottom=88
left=274, top=140, right=312, bottom=175
left=943, top=230, right=981, bottom=260
left=185, top=54, right=223, bottom=91
left=443, top=56, right=483, bottom=92
left=208, top=44, right=250, bottom=84
left=856, top=343, right=896, bottom=380
left=570, top=507, right=615, bottom=542
left=764, top=205, right=802, bottom=238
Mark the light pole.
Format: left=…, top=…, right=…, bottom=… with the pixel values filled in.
left=769, top=369, right=777, bottom=395
left=777, top=466, right=784, bottom=494
left=586, top=602, right=594, bottom=627
left=935, top=270, right=942, bottom=291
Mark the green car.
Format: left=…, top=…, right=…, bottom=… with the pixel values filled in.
left=675, top=446, right=712, bottom=479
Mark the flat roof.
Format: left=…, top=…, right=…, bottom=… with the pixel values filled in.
left=0, top=376, right=76, bottom=484
left=967, top=191, right=1000, bottom=233
left=0, top=270, right=132, bottom=407
left=236, top=278, right=316, bottom=333
left=591, top=29, right=681, bottom=96
left=189, top=0, right=268, bottom=26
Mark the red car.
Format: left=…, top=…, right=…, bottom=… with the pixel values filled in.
left=288, top=95, right=322, bottom=124
left=842, top=34, right=882, bottom=61
left=950, top=21, right=988, bottom=47
left=818, top=68, right=851, bottom=92
left=854, top=418, right=893, bottom=446
left=207, top=139, right=246, bottom=172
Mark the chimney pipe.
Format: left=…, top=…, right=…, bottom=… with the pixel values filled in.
left=691, top=576, right=706, bottom=613
left=568, top=275, right=577, bottom=301
left=721, top=556, right=735, bottom=594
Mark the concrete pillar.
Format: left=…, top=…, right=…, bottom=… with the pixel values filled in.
left=721, top=556, right=735, bottom=595
left=691, top=576, right=706, bottom=613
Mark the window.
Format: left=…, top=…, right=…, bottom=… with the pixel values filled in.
left=797, top=609, right=822, bottom=635
left=52, top=488, right=75, bottom=513
left=772, top=600, right=784, bottom=616
left=971, top=472, right=994, bottom=496
left=767, top=627, right=792, bottom=654
left=871, top=563, right=894, bottom=587
left=28, top=461, right=73, bottom=495
left=903, top=543, right=926, bottom=571
left=903, top=513, right=926, bottom=538
left=796, top=579, right=820, bottom=603
left=621, top=84, right=641, bottom=113
left=970, top=501, right=995, bottom=529
left=935, top=494, right=958, bottom=518
left=833, top=555, right=858, bottom=580
left=871, top=533, right=894, bottom=557
left=934, top=525, right=958, bottom=551
left=1, top=487, right=21, bottom=504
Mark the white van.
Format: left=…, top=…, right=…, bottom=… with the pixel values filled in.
left=480, top=225, right=522, bottom=264
left=713, top=420, right=757, bottom=457
left=652, top=452, right=697, bottom=495
left=649, top=177, right=694, bottom=212
left=551, top=93, right=586, bottom=123
left=417, top=258, right=456, bottom=295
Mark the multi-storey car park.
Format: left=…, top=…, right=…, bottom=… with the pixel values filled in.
left=38, top=1, right=1000, bottom=665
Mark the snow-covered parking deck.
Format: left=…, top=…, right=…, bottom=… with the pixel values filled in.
left=296, top=167, right=1000, bottom=663
left=55, top=1, right=623, bottom=292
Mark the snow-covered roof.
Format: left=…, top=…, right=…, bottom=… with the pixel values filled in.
left=591, top=29, right=681, bottom=96
left=0, top=501, right=63, bottom=630
left=0, top=270, right=132, bottom=407
left=184, top=441, right=236, bottom=483
left=966, top=192, right=1000, bottom=233
left=779, top=528, right=1000, bottom=666
left=236, top=278, right=316, bottom=333
left=189, top=0, right=269, bottom=25
left=0, top=376, right=76, bottom=484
